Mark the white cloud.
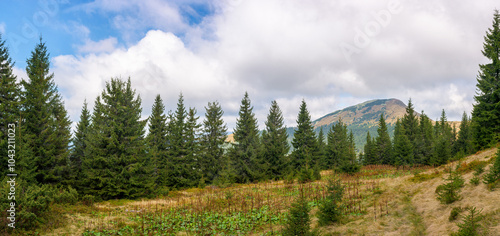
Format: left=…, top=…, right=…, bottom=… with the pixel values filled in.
left=78, top=37, right=118, bottom=54
left=0, top=22, right=5, bottom=34
left=55, top=0, right=500, bottom=131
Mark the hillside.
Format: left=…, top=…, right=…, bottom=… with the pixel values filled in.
left=313, top=98, right=409, bottom=127
left=43, top=148, right=500, bottom=235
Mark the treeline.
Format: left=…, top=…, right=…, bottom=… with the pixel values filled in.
left=361, top=100, right=474, bottom=167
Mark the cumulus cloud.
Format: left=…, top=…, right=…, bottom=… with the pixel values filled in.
left=0, top=22, right=5, bottom=34
left=55, top=0, right=499, bottom=131
left=78, top=37, right=118, bottom=53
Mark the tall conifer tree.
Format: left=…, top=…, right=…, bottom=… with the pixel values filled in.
left=375, top=114, right=392, bottom=164
left=83, top=78, right=153, bottom=199
left=363, top=131, right=376, bottom=165
left=0, top=34, right=21, bottom=178
left=472, top=10, right=500, bottom=149
left=146, top=95, right=169, bottom=186
left=70, top=100, right=90, bottom=189
left=262, top=100, right=290, bottom=179
left=455, top=112, right=473, bottom=156
left=21, top=38, right=71, bottom=185
left=291, top=100, right=319, bottom=173
left=231, top=92, right=263, bottom=183
left=201, top=101, right=227, bottom=183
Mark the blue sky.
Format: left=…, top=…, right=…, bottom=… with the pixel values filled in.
left=1, top=0, right=499, bottom=131
left=1, top=0, right=214, bottom=68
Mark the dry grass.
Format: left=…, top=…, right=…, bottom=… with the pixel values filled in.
left=40, top=148, right=500, bottom=235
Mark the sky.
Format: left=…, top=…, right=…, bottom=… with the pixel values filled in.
left=1, top=0, right=499, bottom=131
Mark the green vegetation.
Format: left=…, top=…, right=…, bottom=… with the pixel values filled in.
left=435, top=171, right=465, bottom=204
left=318, top=178, right=345, bottom=226
left=472, top=9, right=500, bottom=150
left=451, top=207, right=483, bottom=236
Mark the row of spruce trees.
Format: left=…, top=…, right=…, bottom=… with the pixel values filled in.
left=361, top=101, right=474, bottom=167
left=1, top=9, right=500, bottom=201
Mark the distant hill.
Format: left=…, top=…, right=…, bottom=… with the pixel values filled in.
left=293, top=98, right=409, bottom=152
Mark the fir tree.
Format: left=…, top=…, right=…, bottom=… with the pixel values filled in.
left=83, top=78, right=153, bottom=199
left=471, top=10, right=500, bottom=149
left=262, top=100, right=290, bottom=179
left=393, top=119, right=414, bottom=167
left=185, top=107, right=202, bottom=186
left=433, top=110, right=453, bottom=165
left=231, top=92, right=264, bottom=183
left=282, top=192, right=313, bottom=236
left=291, top=100, right=319, bottom=181
left=70, top=100, right=90, bottom=189
left=318, top=178, right=345, bottom=226
left=146, top=95, right=169, bottom=186
left=21, top=38, right=71, bottom=185
left=317, top=127, right=327, bottom=169
left=375, top=114, right=392, bottom=165
left=0, top=34, right=21, bottom=178
left=417, top=112, right=435, bottom=165
left=454, top=112, right=473, bottom=156
left=166, top=94, right=198, bottom=188
left=201, top=101, right=227, bottom=183
left=402, top=98, right=419, bottom=143
left=363, top=131, right=376, bottom=165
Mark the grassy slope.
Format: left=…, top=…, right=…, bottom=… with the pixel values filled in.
left=38, top=148, right=500, bottom=235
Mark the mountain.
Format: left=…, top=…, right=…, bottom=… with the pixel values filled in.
left=295, top=98, right=409, bottom=152
left=313, top=98, right=408, bottom=128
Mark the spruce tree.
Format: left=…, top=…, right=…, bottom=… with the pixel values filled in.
left=261, top=100, right=290, bottom=179
left=83, top=78, right=154, bottom=199
left=472, top=10, right=500, bottom=149
left=317, top=127, right=327, bottom=169
left=0, top=34, right=21, bottom=178
left=326, top=119, right=348, bottom=168
left=185, top=107, right=202, bottom=186
left=231, top=92, right=264, bottom=183
left=363, top=131, right=376, bottom=165
left=393, top=119, right=414, bottom=167
left=291, top=100, right=319, bottom=181
left=433, top=110, right=453, bottom=165
left=454, top=112, right=473, bottom=156
left=70, top=100, right=90, bottom=189
left=166, top=94, right=198, bottom=188
left=146, top=95, right=169, bottom=186
left=201, top=101, right=227, bottom=184
left=21, top=38, right=71, bottom=185
left=402, top=99, right=419, bottom=143
left=417, top=112, right=435, bottom=165
left=375, top=114, right=392, bottom=165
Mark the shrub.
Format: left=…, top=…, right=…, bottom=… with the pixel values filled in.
left=449, top=207, right=465, bottom=221
left=282, top=193, right=314, bottom=236
left=338, top=162, right=360, bottom=175
left=297, top=167, right=314, bottom=183
left=470, top=176, right=480, bottom=186
left=318, top=178, right=345, bottom=226
left=436, top=171, right=464, bottom=204
left=483, top=150, right=500, bottom=187
left=0, top=178, right=79, bottom=230
left=451, top=207, right=483, bottom=236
